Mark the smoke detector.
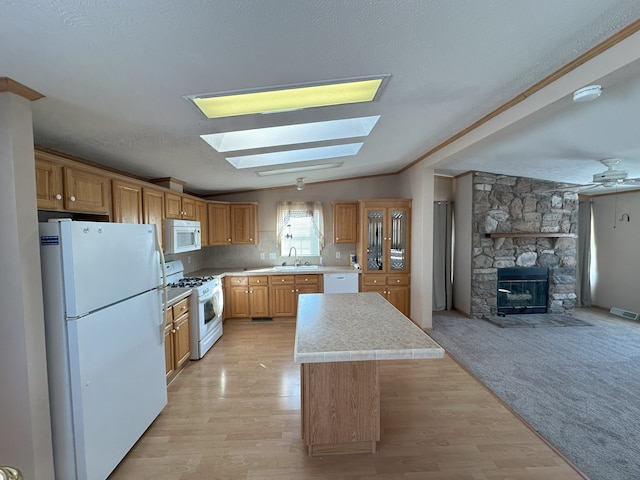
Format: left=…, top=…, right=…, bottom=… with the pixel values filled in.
left=573, top=85, right=602, bottom=102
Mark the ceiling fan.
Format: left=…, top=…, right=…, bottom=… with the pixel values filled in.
left=549, top=158, right=640, bottom=193
left=581, top=158, right=640, bottom=190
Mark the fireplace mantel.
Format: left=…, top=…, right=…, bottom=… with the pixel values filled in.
left=485, top=233, right=577, bottom=238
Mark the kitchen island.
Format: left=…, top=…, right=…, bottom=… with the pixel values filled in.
left=294, top=292, right=445, bottom=456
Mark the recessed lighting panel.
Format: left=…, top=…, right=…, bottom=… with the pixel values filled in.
left=186, top=76, right=389, bottom=118
left=226, top=143, right=363, bottom=169
left=201, top=116, right=380, bottom=152
left=256, top=162, right=343, bottom=176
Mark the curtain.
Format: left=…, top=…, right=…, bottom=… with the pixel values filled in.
left=276, top=201, right=324, bottom=251
left=433, top=201, right=453, bottom=311
left=577, top=199, right=592, bottom=307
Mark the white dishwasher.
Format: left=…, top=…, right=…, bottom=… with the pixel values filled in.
left=323, top=272, right=359, bottom=293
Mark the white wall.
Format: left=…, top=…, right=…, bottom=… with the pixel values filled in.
left=0, top=92, right=55, bottom=478
left=590, top=191, right=640, bottom=315
left=398, top=164, right=435, bottom=329
left=208, top=173, right=440, bottom=328
left=453, top=173, right=472, bottom=315
left=205, top=177, right=406, bottom=269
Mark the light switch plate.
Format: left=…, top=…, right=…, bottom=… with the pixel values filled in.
left=260, top=252, right=265, bottom=259
left=336, top=252, right=341, bottom=259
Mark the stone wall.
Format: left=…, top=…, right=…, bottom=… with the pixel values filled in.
left=471, top=172, right=578, bottom=318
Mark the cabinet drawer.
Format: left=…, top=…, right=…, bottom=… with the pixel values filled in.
left=172, top=297, right=189, bottom=316
left=295, top=274, right=319, bottom=285
left=362, top=275, right=385, bottom=286
left=386, top=275, right=409, bottom=286
left=249, top=275, right=269, bottom=285
left=271, top=275, right=295, bottom=285
left=229, top=276, right=248, bottom=286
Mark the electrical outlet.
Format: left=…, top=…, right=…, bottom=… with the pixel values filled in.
left=336, top=251, right=340, bottom=259
left=269, top=253, right=277, bottom=259
left=260, top=252, right=265, bottom=260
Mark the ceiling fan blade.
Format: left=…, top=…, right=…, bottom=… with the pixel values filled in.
left=575, top=184, right=604, bottom=192
left=622, top=177, right=640, bottom=185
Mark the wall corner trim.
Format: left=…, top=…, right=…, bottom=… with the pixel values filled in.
left=0, top=77, right=45, bottom=101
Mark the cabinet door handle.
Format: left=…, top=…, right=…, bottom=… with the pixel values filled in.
left=55, top=194, right=62, bottom=200
left=172, top=329, right=176, bottom=333
left=176, top=326, right=180, bottom=331
left=291, top=289, right=295, bottom=293
left=69, top=195, right=76, bottom=202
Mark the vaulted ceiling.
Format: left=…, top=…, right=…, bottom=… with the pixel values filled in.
left=2, top=1, right=640, bottom=195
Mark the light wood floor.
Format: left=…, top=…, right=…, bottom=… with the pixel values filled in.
left=109, top=318, right=585, bottom=480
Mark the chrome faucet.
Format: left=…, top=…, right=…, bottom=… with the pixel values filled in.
left=288, top=246, right=300, bottom=266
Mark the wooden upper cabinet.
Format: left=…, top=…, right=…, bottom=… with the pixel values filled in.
left=358, top=199, right=411, bottom=275
left=165, top=192, right=196, bottom=220
left=112, top=180, right=143, bottom=224
left=35, top=156, right=111, bottom=215
left=332, top=202, right=358, bottom=244
left=165, top=192, right=183, bottom=219
left=230, top=203, right=258, bottom=245
left=142, top=187, right=165, bottom=249
left=195, top=200, right=208, bottom=246
left=208, top=201, right=231, bottom=245
left=63, top=165, right=111, bottom=214
left=181, top=196, right=196, bottom=220
left=35, top=158, right=64, bottom=210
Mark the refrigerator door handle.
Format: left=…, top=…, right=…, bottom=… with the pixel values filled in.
left=154, top=224, right=168, bottom=340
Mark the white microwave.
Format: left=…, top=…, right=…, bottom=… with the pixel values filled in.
left=165, top=219, right=201, bottom=254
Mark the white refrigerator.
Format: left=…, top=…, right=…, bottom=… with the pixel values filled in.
left=39, top=219, right=168, bottom=480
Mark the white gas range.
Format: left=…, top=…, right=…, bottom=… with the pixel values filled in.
left=165, top=260, right=223, bottom=359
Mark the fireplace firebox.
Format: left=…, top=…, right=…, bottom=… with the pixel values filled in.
left=497, top=267, right=549, bottom=315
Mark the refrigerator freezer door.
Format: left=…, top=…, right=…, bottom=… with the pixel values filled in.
left=51, top=221, right=162, bottom=317
left=65, top=289, right=167, bottom=480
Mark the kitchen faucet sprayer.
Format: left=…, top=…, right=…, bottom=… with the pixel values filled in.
left=288, top=246, right=300, bottom=266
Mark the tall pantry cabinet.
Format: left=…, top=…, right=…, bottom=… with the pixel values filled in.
left=356, top=199, right=411, bottom=316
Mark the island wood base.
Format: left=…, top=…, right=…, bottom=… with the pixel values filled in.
left=301, top=361, right=380, bottom=456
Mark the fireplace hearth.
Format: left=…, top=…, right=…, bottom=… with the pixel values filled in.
left=497, top=267, right=549, bottom=315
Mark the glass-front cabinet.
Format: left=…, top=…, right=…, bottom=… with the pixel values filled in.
left=361, top=201, right=411, bottom=275
left=357, top=199, right=412, bottom=316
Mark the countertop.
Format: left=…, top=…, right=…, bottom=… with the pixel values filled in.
left=294, top=292, right=445, bottom=364
left=188, top=265, right=360, bottom=278
left=163, top=288, right=191, bottom=307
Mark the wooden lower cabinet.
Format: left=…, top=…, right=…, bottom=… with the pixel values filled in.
left=270, top=274, right=321, bottom=317
left=361, top=274, right=410, bottom=316
left=226, top=276, right=269, bottom=318
left=165, top=296, right=191, bottom=384
left=270, top=275, right=296, bottom=317
left=301, top=361, right=380, bottom=455
left=225, top=274, right=323, bottom=319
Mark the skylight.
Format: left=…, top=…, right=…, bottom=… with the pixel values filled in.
left=201, top=116, right=380, bottom=152
left=185, top=76, right=389, bottom=118
left=256, top=162, right=343, bottom=176
left=226, top=143, right=363, bottom=169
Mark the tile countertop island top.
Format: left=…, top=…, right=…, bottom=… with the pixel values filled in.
left=294, top=292, right=445, bottom=364
left=295, top=292, right=445, bottom=456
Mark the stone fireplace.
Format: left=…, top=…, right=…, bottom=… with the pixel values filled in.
left=470, top=172, right=578, bottom=318
left=497, top=267, right=549, bottom=315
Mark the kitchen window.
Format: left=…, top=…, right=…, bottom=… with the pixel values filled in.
left=277, top=201, right=324, bottom=256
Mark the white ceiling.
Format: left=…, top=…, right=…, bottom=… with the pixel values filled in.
left=2, top=1, right=640, bottom=195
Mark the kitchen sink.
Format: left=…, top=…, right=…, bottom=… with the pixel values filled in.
left=271, top=265, right=319, bottom=271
